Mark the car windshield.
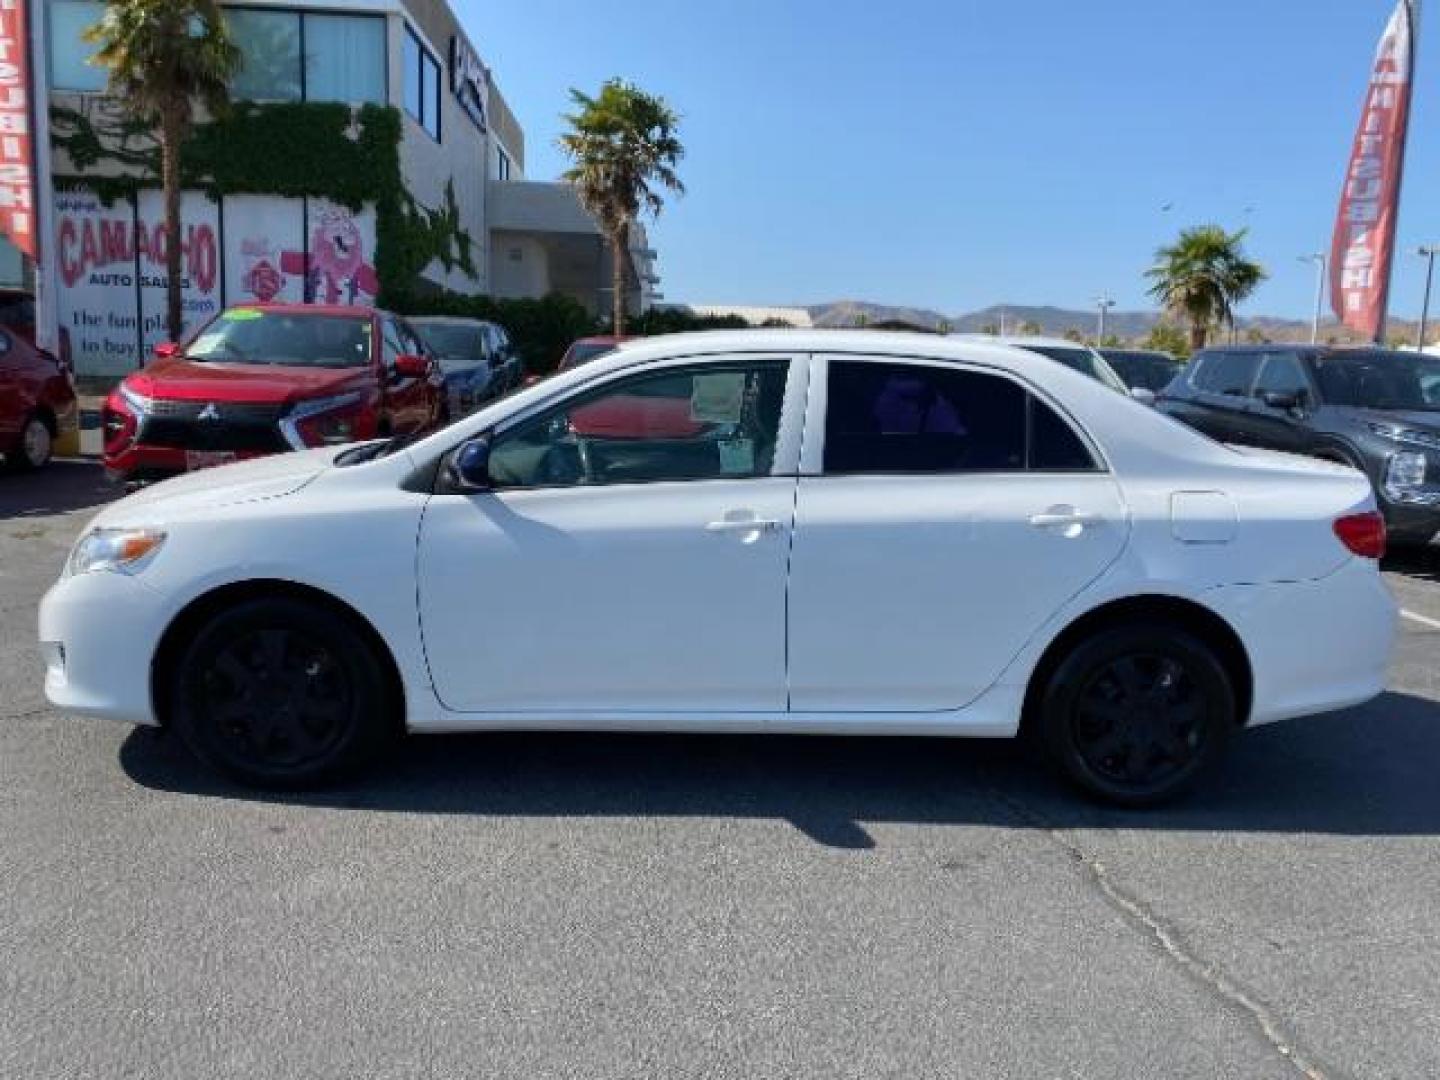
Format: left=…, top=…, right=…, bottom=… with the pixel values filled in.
left=414, top=324, right=485, bottom=372
left=185, top=310, right=372, bottom=368
left=1024, top=345, right=1130, bottom=394
left=1312, top=351, right=1440, bottom=411
left=562, top=342, right=617, bottom=369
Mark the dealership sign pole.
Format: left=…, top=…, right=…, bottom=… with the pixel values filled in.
left=1331, top=0, right=1420, bottom=344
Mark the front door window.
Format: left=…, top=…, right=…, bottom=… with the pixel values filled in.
left=488, top=360, right=789, bottom=488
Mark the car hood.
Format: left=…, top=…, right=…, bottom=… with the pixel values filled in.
left=93, top=446, right=344, bottom=528
left=126, top=358, right=369, bottom=405
left=1346, top=407, right=1440, bottom=433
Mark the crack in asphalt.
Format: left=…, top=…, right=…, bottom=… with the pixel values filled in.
left=990, top=789, right=1332, bottom=1080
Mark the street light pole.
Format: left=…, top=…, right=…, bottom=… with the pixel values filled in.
left=1417, top=245, right=1439, bottom=351
left=1095, top=295, right=1115, bottom=343
left=1298, top=254, right=1326, bottom=345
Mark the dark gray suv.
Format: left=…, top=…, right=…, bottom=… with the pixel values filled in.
left=1158, top=345, right=1440, bottom=544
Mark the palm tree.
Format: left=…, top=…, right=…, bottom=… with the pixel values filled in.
left=1146, top=226, right=1267, bottom=351
left=85, top=1, right=239, bottom=342
left=560, top=80, right=684, bottom=336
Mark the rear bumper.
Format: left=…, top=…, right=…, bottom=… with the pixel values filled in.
left=1204, top=558, right=1397, bottom=727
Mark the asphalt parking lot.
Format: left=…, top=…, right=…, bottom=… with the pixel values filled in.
left=3, top=463, right=1440, bottom=1079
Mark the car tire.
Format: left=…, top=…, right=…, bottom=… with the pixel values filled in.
left=1037, top=622, right=1233, bottom=807
left=4, top=414, right=53, bottom=471
left=169, top=597, right=397, bottom=789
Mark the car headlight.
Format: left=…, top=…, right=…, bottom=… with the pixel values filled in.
left=118, top=383, right=152, bottom=416
left=282, top=392, right=365, bottom=449
left=67, top=528, right=167, bottom=577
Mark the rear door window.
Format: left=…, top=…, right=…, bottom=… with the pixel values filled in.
left=824, top=361, right=1097, bottom=474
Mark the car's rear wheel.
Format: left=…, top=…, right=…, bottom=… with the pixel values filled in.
left=5, top=414, right=52, bottom=471
left=1038, top=623, right=1233, bottom=806
left=169, top=598, right=396, bottom=788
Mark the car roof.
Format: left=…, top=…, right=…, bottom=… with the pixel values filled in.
left=409, top=316, right=495, bottom=327
left=608, top=329, right=1100, bottom=372
left=949, top=332, right=1098, bottom=350
left=230, top=303, right=381, bottom=318
left=574, top=335, right=631, bottom=346
left=1101, top=348, right=1176, bottom=359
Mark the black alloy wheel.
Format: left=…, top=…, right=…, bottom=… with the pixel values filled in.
left=1039, top=623, right=1234, bottom=806
left=170, top=598, right=395, bottom=788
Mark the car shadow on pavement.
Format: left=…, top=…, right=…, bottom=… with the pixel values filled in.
left=0, top=462, right=117, bottom=521
left=119, top=690, right=1440, bottom=849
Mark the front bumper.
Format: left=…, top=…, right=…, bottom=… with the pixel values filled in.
left=38, top=570, right=169, bottom=725
left=1204, top=557, right=1398, bottom=727
left=103, top=443, right=276, bottom=484
left=1378, top=496, right=1440, bottom=546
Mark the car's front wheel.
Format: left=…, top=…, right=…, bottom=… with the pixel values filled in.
left=1038, top=623, right=1234, bottom=806
left=169, top=597, right=397, bottom=788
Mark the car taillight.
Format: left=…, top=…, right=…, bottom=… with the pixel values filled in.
left=1334, top=511, right=1386, bottom=560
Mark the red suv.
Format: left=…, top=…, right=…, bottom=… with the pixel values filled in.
left=0, top=328, right=78, bottom=470
left=103, top=304, right=444, bottom=483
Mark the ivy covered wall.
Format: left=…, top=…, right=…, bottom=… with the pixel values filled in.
left=51, top=101, right=476, bottom=305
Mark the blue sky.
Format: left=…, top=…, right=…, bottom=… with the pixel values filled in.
left=460, top=0, right=1438, bottom=319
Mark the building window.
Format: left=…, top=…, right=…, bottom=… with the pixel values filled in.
left=49, top=1, right=107, bottom=92
left=304, top=14, right=385, bottom=104
left=229, top=8, right=302, bottom=101
left=227, top=9, right=384, bottom=104
left=404, top=26, right=441, bottom=141
left=496, top=147, right=511, bottom=181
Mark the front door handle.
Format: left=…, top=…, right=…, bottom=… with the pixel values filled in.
left=1029, top=507, right=1103, bottom=531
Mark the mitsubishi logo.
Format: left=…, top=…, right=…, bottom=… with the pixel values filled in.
left=198, top=403, right=221, bottom=422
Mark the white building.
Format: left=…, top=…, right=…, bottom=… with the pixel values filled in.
left=25, top=0, right=661, bottom=376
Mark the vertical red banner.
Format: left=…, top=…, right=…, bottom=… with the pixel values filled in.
left=0, top=0, right=34, bottom=258
left=1331, top=0, right=1418, bottom=341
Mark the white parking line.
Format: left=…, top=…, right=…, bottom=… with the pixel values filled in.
left=1402, top=609, right=1440, bottom=631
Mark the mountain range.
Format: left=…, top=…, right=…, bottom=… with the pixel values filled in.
left=804, top=300, right=1404, bottom=344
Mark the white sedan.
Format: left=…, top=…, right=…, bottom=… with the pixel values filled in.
left=40, top=331, right=1398, bottom=804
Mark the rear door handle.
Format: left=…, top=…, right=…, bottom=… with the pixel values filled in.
left=706, top=518, right=782, bottom=534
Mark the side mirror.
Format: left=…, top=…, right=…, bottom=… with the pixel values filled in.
left=154, top=341, right=180, bottom=360
left=447, top=437, right=491, bottom=490
left=1129, top=387, right=1157, bottom=407
left=394, top=353, right=429, bottom=379
left=1261, top=390, right=1302, bottom=412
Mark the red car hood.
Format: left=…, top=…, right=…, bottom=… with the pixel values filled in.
left=125, top=358, right=369, bottom=404
left=569, top=395, right=707, bottom=439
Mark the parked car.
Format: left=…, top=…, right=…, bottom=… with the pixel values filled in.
left=953, top=333, right=1154, bottom=403
left=1100, top=348, right=1186, bottom=394
left=0, top=328, right=79, bottom=470
left=101, top=304, right=444, bottom=484
left=1157, top=345, right=1440, bottom=545
left=410, top=317, right=523, bottom=417
left=0, top=287, right=72, bottom=370
left=559, top=335, right=631, bottom=371
left=43, top=331, right=1396, bottom=805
